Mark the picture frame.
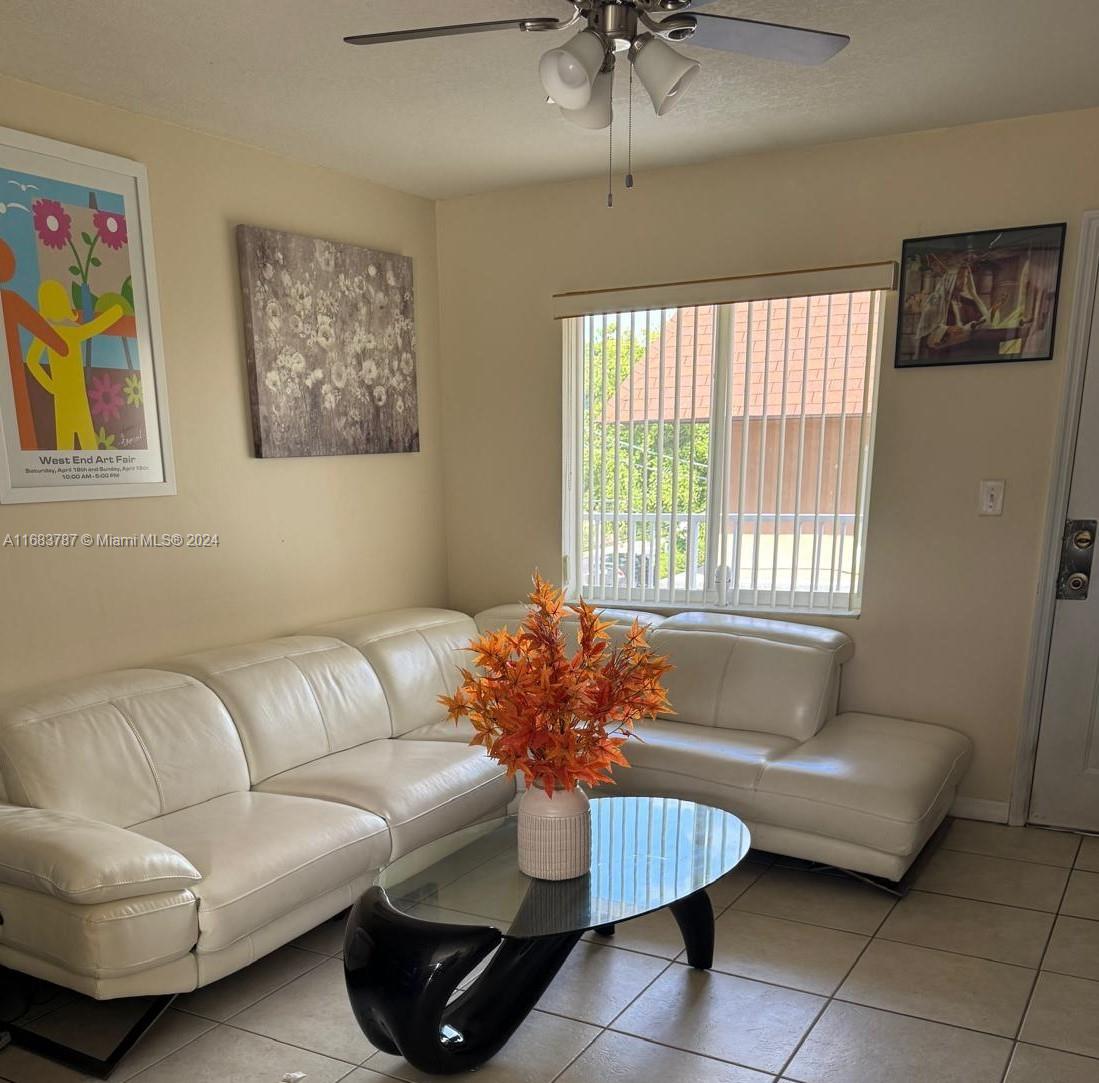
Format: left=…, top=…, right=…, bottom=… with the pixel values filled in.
left=0, top=126, right=175, bottom=503
left=237, top=224, right=419, bottom=458
left=895, top=223, right=1066, bottom=369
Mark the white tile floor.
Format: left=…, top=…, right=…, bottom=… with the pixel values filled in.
left=3, top=820, right=1098, bottom=1083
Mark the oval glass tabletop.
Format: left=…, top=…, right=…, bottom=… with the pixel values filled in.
left=374, top=795, right=750, bottom=939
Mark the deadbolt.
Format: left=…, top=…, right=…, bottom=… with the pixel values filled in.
left=1058, top=519, right=1097, bottom=600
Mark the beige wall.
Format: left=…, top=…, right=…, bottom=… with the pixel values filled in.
left=5, top=71, right=1098, bottom=806
left=0, top=75, right=446, bottom=699
left=436, top=107, right=1099, bottom=805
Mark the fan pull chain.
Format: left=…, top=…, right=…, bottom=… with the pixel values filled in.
left=625, top=62, right=635, bottom=190
left=607, top=109, right=614, bottom=208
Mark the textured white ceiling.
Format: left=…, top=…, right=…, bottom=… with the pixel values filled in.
left=2, top=0, right=1099, bottom=199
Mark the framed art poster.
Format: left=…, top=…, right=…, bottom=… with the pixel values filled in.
left=0, top=126, right=175, bottom=502
left=896, top=223, right=1066, bottom=368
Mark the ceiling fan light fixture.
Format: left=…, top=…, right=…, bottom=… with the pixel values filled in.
left=630, top=33, right=700, bottom=116
left=560, top=64, right=615, bottom=129
left=539, top=28, right=607, bottom=110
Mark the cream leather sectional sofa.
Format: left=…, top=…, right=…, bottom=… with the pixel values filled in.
left=0, top=604, right=971, bottom=1002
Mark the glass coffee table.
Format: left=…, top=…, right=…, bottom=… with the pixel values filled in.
left=343, top=795, right=750, bottom=1075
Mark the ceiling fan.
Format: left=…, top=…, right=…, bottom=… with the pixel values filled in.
left=345, top=1, right=850, bottom=129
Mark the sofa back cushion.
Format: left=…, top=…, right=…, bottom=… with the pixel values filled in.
left=652, top=613, right=853, bottom=741
left=0, top=670, right=249, bottom=826
left=309, top=609, right=478, bottom=736
left=165, top=636, right=391, bottom=784
left=473, top=606, right=850, bottom=742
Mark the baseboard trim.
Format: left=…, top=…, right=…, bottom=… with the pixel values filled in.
left=950, top=797, right=1009, bottom=824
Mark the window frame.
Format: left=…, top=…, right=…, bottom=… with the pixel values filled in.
left=562, top=290, right=888, bottom=618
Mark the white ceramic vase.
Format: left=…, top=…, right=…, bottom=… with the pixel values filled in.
left=517, top=785, right=592, bottom=880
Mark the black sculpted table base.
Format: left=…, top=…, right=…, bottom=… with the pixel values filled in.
left=343, top=797, right=750, bottom=1075
left=594, top=888, right=714, bottom=968
left=344, top=884, right=715, bottom=1075
left=344, top=887, right=580, bottom=1075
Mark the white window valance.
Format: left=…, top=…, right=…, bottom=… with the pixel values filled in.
left=552, top=260, right=898, bottom=320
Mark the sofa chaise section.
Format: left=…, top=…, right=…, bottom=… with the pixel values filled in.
left=474, top=604, right=972, bottom=881
left=751, top=712, right=971, bottom=879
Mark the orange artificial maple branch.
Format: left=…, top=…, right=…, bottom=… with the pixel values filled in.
left=440, top=574, right=673, bottom=795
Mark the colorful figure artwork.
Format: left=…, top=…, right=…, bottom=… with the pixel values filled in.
left=0, top=127, right=174, bottom=502
left=0, top=237, right=69, bottom=448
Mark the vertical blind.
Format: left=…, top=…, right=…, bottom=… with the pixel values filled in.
left=563, top=288, right=886, bottom=615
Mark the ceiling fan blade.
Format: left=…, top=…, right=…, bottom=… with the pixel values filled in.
left=345, top=20, right=533, bottom=46
left=684, top=13, right=850, bottom=65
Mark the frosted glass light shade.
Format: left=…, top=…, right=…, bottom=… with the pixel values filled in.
left=632, top=34, right=700, bottom=116
left=561, top=67, right=614, bottom=129
left=540, top=29, right=606, bottom=111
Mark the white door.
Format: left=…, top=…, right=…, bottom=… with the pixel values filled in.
left=1030, top=237, right=1099, bottom=831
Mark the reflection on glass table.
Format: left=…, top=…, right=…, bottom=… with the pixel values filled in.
left=378, top=795, right=750, bottom=936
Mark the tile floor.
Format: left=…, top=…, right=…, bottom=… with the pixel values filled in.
left=3, top=820, right=1099, bottom=1083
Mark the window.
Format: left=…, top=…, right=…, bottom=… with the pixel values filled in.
left=563, top=288, right=886, bottom=615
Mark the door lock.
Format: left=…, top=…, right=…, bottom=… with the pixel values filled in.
left=1058, top=519, right=1097, bottom=600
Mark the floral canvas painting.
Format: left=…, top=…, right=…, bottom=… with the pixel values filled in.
left=237, top=225, right=418, bottom=457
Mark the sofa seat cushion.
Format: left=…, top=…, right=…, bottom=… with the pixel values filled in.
left=627, top=720, right=799, bottom=789
left=754, top=712, right=972, bottom=857
left=134, top=792, right=389, bottom=953
left=255, top=741, right=515, bottom=858
left=599, top=721, right=797, bottom=822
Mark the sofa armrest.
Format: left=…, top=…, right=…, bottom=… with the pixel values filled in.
left=0, top=805, right=201, bottom=905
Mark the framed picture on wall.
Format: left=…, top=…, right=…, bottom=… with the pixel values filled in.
left=895, top=223, right=1066, bottom=368
left=0, top=126, right=175, bottom=503
left=237, top=225, right=419, bottom=458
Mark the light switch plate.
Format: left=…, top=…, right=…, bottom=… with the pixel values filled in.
left=979, top=479, right=1005, bottom=516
